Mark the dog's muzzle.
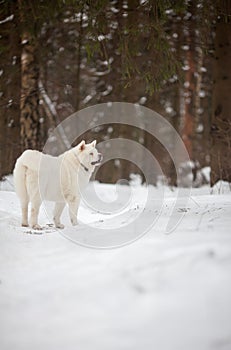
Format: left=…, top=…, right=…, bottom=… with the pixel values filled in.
left=91, top=153, right=103, bottom=166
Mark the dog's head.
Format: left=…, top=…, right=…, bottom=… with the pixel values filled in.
left=76, top=140, right=102, bottom=171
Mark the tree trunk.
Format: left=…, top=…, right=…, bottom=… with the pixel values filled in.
left=0, top=1, right=21, bottom=179
left=210, top=20, right=231, bottom=185
left=20, top=31, right=40, bottom=150
left=75, top=8, right=83, bottom=111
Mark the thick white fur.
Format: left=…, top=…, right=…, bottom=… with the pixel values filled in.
left=13, top=140, right=101, bottom=229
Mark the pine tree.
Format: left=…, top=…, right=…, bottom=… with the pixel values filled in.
left=210, top=2, right=231, bottom=185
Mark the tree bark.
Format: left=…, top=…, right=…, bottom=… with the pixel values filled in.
left=0, top=1, right=21, bottom=178
left=20, top=30, right=40, bottom=150
left=210, top=20, right=231, bottom=185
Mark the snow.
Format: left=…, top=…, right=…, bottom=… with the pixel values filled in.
left=0, top=177, right=231, bottom=350
left=0, top=15, right=14, bottom=25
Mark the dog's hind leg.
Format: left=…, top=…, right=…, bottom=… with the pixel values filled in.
left=30, top=198, right=42, bottom=230
left=53, top=202, right=65, bottom=229
left=21, top=197, right=29, bottom=227
left=13, top=160, right=29, bottom=227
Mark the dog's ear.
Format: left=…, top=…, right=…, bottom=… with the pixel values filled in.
left=79, top=140, right=86, bottom=151
left=91, top=140, right=96, bottom=147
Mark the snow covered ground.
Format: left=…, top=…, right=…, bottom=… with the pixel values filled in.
left=0, top=177, right=231, bottom=350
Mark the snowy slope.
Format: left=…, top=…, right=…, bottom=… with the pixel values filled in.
left=0, top=179, right=231, bottom=350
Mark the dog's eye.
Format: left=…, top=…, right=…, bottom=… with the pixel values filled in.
left=90, top=152, right=93, bottom=156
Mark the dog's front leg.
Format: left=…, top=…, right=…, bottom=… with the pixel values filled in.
left=67, top=198, right=80, bottom=226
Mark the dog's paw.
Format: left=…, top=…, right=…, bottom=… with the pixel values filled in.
left=55, top=223, right=65, bottom=229
left=21, top=223, right=29, bottom=227
left=71, top=219, right=78, bottom=226
left=32, top=224, right=42, bottom=230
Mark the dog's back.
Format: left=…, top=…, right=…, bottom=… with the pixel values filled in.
left=14, top=150, right=64, bottom=201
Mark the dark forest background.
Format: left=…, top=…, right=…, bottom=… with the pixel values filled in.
left=0, top=0, right=230, bottom=186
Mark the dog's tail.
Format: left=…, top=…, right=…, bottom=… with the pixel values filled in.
left=13, top=154, right=29, bottom=202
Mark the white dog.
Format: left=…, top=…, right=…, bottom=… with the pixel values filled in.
left=13, top=140, right=102, bottom=229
